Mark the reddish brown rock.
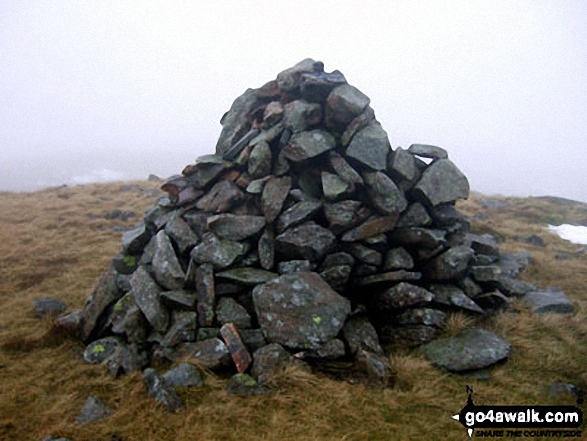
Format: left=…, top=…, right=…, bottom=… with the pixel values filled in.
left=220, top=323, right=253, bottom=373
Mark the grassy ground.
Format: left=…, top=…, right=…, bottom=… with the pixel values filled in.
left=0, top=183, right=585, bottom=441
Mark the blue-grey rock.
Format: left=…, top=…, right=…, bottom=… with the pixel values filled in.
left=216, top=297, right=252, bottom=329
left=345, top=124, right=390, bottom=171
left=82, top=267, right=122, bottom=340
left=282, top=99, right=322, bottom=133
left=152, top=231, right=185, bottom=291
left=130, top=267, right=169, bottom=333
left=83, top=337, right=122, bottom=364
left=191, top=233, right=247, bottom=270
left=121, top=221, right=152, bottom=255
left=342, top=316, right=383, bottom=355
left=251, top=343, right=292, bottom=384
left=282, top=130, right=336, bottom=162
left=164, top=216, right=200, bottom=255
left=524, top=289, right=574, bottom=315
left=33, top=297, right=66, bottom=319
left=423, top=246, right=474, bottom=281
left=196, top=180, right=244, bottom=213
left=276, top=58, right=323, bottom=93
left=384, top=247, right=414, bottom=271
left=75, top=396, right=112, bottom=425
left=325, top=84, right=370, bottom=130
left=408, top=144, right=448, bottom=160
left=207, top=214, right=266, bottom=241
left=261, top=176, right=292, bottom=223
left=162, top=363, right=203, bottom=388
left=375, top=283, right=433, bottom=310
left=143, top=368, right=183, bottom=412
left=275, top=222, right=336, bottom=261
left=413, top=159, right=470, bottom=206
left=216, top=267, right=278, bottom=285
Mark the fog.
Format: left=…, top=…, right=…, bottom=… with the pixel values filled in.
left=1, top=1, right=586, bottom=202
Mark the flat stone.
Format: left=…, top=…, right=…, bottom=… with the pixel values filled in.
left=428, top=284, right=484, bottom=313
left=162, top=363, right=203, bottom=387
left=186, top=159, right=231, bottom=189
left=258, top=227, right=275, bottom=270
left=341, top=214, right=398, bottom=242
left=174, top=338, right=231, bottom=369
left=363, top=171, right=407, bottom=215
left=357, top=271, right=422, bottom=286
left=276, top=200, right=323, bottom=233
left=75, top=396, right=112, bottom=425
left=282, top=130, right=336, bottom=162
left=196, top=327, right=220, bottom=341
left=152, top=231, right=185, bottom=291
left=277, top=260, right=315, bottom=274
left=470, top=265, right=502, bottom=283
left=421, top=327, right=511, bottom=372
left=384, top=247, right=414, bottom=271
left=251, top=343, right=292, bottom=384
left=121, top=222, right=153, bottom=255
left=252, top=272, right=351, bottom=349
left=207, top=214, right=266, bottom=241
left=216, top=297, right=252, bottom=329
left=375, top=282, right=433, bottom=310
left=389, top=228, right=446, bottom=249
left=342, top=316, right=383, bottom=355
left=345, top=124, right=390, bottom=170
left=300, top=69, right=347, bottom=102
left=329, top=151, right=363, bottom=188
left=413, top=159, right=470, bottom=206
left=524, top=289, right=574, bottom=315
left=130, top=267, right=169, bottom=333
left=423, top=246, right=474, bottom=281
left=408, top=144, right=448, bottom=159
left=216, top=267, right=278, bottom=285
left=220, top=323, right=253, bottom=373
left=246, top=176, right=271, bottom=194
left=395, top=308, right=447, bottom=327
left=247, top=141, right=272, bottom=179
left=346, top=243, right=382, bottom=266
left=195, top=263, right=215, bottom=327
left=83, top=337, right=122, bottom=364
left=161, top=290, right=196, bottom=309
left=83, top=268, right=122, bottom=340
left=396, top=203, right=432, bottom=228
left=467, top=233, right=500, bottom=257
left=190, top=233, right=247, bottom=269
left=496, top=276, right=536, bottom=297
left=282, top=99, right=322, bottom=132
left=275, top=222, right=336, bottom=261
left=261, top=176, right=292, bottom=223
left=325, top=84, right=370, bottom=130
left=321, top=172, right=351, bottom=201
left=164, top=216, right=200, bottom=255
left=143, top=368, right=183, bottom=412
left=355, top=350, right=391, bottom=388
left=276, top=58, right=324, bottom=93
left=388, top=147, right=419, bottom=182
left=324, top=200, right=371, bottom=235
left=33, top=297, right=66, bottom=319
left=196, top=180, right=244, bottom=213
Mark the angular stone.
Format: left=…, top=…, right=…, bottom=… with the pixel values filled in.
left=216, top=297, right=252, bottom=329
left=342, top=317, right=383, bottom=355
left=396, top=203, right=432, bottom=228
left=321, top=252, right=356, bottom=269
left=341, top=214, right=398, bottom=242
left=196, top=328, right=220, bottom=341
left=423, top=246, right=474, bottom=281
left=83, top=337, right=122, bottom=364
left=143, top=368, right=183, bottom=412
left=275, top=222, right=336, bottom=261
left=164, top=216, right=200, bottom=255
left=390, top=228, right=446, bottom=250
left=375, top=283, right=434, bottom=310
left=282, top=130, right=336, bottom=162
left=467, top=233, right=499, bottom=257
left=160, top=311, right=198, bottom=347
left=388, top=147, right=419, bottom=182
left=226, top=373, right=270, bottom=396
left=470, top=265, right=502, bottom=283
left=247, top=141, right=272, bottom=179
left=321, top=172, right=351, bottom=201
left=112, top=252, right=139, bottom=276
left=389, top=325, right=440, bottom=347
left=161, top=174, right=189, bottom=199
left=329, top=152, right=363, bottom=188
left=277, top=260, right=315, bottom=274
left=428, top=204, right=470, bottom=231
left=524, top=289, right=574, bottom=315
left=496, top=276, right=535, bottom=297
left=261, top=176, right=292, bottom=223
left=111, top=299, right=148, bottom=344
left=196, top=180, right=244, bottom=213
left=325, top=84, right=370, bottom=130
left=239, top=329, right=267, bottom=353
left=421, top=327, right=511, bottom=372
left=54, top=309, right=84, bottom=338
left=83, top=268, right=122, bottom=340
left=216, top=268, right=278, bottom=286
left=174, top=338, right=231, bottom=369
left=357, top=271, right=422, bottom=286
left=413, top=159, right=470, bottom=206
left=282, top=99, right=322, bottom=132
left=152, top=231, right=185, bottom=291
left=346, top=243, right=382, bottom=267
left=324, top=200, right=371, bottom=235
left=121, top=222, right=153, bottom=255
left=161, top=290, right=196, bottom=309
left=341, top=106, right=376, bottom=147
left=206, top=214, right=266, bottom=241
left=301, top=339, right=346, bottom=360
left=363, top=171, right=407, bottom=215
left=191, top=233, right=247, bottom=269
left=408, top=144, right=448, bottom=160
left=251, top=343, right=292, bottom=384
left=276, top=58, right=324, bottom=93
left=34, top=297, right=66, bottom=319
left=262, top=101, right=284, bottom=128
left=75, top=396, right=112, bottom=425
left=396, top=308, right=446, bottom=327
left=252, top=272, right=351, bottom=349
left=162, top=363, right=203, bottom=388
left=457, top=276, right=483, bottom=298
left=220, top=323, right=253, bottom=373
left=258, top=227, right=275, bottom=270
left=355, top=350, right=391, bottom=388
left=345, top=124, right=390, bottom=171
left=300, top=69, right=347, bottom=102
left=276, top=200, right=322, bottom=233
left=195, top=263, right=215, bottom=327
left=130, top=267, right=169, bottom=333
left=428, top=284, right=484, bottom=313
left=384, top=248, right=414, bottom=271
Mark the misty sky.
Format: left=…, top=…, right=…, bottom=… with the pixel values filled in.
left=1, top=1, right=586, bottom=202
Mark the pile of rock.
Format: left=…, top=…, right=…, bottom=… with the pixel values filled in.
left=75, top=59, right=540, bottom=394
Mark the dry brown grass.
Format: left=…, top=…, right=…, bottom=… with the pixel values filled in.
left=0, top=184, right=585, bottom=440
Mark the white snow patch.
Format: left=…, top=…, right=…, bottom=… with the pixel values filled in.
left=547, top=224, right=587, bottom=245
left=70, top=168, right=126, bottom=185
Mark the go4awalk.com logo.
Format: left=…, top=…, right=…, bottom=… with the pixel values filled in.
left=451, top=386, right=584, bottom=438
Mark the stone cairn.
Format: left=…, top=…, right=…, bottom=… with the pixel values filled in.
left=76, top=59, right=535, bottom=399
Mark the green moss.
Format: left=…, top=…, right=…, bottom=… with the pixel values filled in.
left=122, top=255, right=137, bottom=268
left=92, top=344, right=105, bottom=353
left=313, top=316, right=322, bottom=324
left=235, top=373, right=257, bottom=387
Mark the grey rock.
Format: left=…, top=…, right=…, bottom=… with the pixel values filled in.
left=83, top=337, right=122, bottom=364
left=226, top=373, right=270, bottom=396
left=216, top=297, right=252, bottom=329
left=196, top=327, right=220, bottom=341
left=143, top=368, right=183, bottom=412
left=375, top=283, right=434, bottom=310
left=194, top=263, right=215, bottom=327
left=112, top=252, right=139, bottom=275
left=496, top=276, right=536, bottom=297
left=33, top=297, right=66, bottom=319
left=191, top=233, right=247, bottom=269
left=276, top=58, right=323, bottom=93
left=276, top=199, right=323, bottom=233
left=549, top=382, right=579, bottom=397
left=428, top=284, right=484, bottom=313
left=239, top=329, right=268, bottom=353
left=321, top=252, right=355, bottom=269
left=480, top=199, right=509, bottom=210
left=121, top=221, right=152, bottom=255
left=75, top=396, right=112, bottom=425
left=457, top=276, right=483, bottom=298
left=395, top=308, right=447, bottom=327
left=300, top=69, right=347, bottom=102
left=363, top=171, right=407, bottom=215
left=325, top=84, right=370, bottom=130
left=324, top=200, right=371, bottom=234
left=301, top=339, right=346, bottom=360
left=160, top=311, right=198, bottom=347
left=388, top=147, right=419, bottom=182
left=319, top=265, right=352, bottom=292
left=251, top=343, right=292, bottom=384
left=341, top=106, right=376, bottom=146
left=82, top=267, right=122, bottom=340
left=413, top=159, right=470, bottom=206
left=130, top=267, right=169, bottom=332
left=423, top=246, right=474, bottom=281
left=152, top=231, right=185, bottom=291
left=470, top=265, right=502, bottom=283
left=207, top=214, right=266, bottom=241
left=390, top=228, right=446, bottom=250
left=421, top=327, right=511, bottom=372
left=246, top=176, right=271, bottom=194
left=162, top=363, right=203, bottom=387
left=345, top=123, right=390, bottom=170
left=252, top=272, right=351, bottom=349
left=196, top=180, right=244, bottom=213
left=386, top=325, right=441, bottom=347
left=396, top=202, right=432, bottom=228
left=164, top=216, right=200, bottom=255
left=161, top=290, right=196, bottom=309
left=355, top=350, right=391, bottom=388
left=408, top=144, right=448, bottom=160
left=524, top=289, right=574, bottom=315
left=341, top=214, right=399, bottom=242
left=282, top=130, right=336, bottom=162
left=258, top=227, right=275, bottom=270
left=276, top=222, right=336, bottom=261
left=54, top=309, right=84, bottom=338
left=321, top=172, right=351, bottom=201
left=346, top=243, right=382, bottom=267
left=342, top=316, right=383, bottom=355
left=216, top=267, right=279, bottom=286
left=174, top=338, right=231, bottom=369
left=429, top=204, right=470, bottom=232
left=262, top=101, right=284, bottom=128
left=277, top=260, right=315, bottom=274
left=282, top=99, right=322, bottom=132
left=384, top=247, right=414, bottom=271
left=261, top=176, right=292, bottom=223
left=329, top=152, right=363, bottom=188
left=356, top=270, right=422, bottom=286
left=516, top=234, right=546, bottom=247
left=247, top=141, right=272, bottom=179
left=467, top=233, right=500, bottom=257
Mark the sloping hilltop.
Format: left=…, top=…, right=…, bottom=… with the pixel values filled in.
left=0, top=181, right=585, bottom=440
